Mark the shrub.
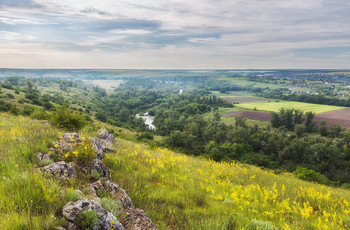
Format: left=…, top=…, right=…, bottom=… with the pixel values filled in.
left=76, top=141, right=96, bottom=167
left=65, top=141, right=96, bottom=167
left=9, top=105, right=20, bottom=115
left=64, top=188, right=83, bottom=202
left=6, top=93, right=15, bottom=99
left=51, top=103, right=87, bottom=131
left=293, top=167, right=330, bottom=185
left=31, top=109, right=49, bottom=120
left=77, top=210, right=98, bottom=230
left=22, top=105, right=36, bottom=116
left=137, top=132, right=154, bottom=140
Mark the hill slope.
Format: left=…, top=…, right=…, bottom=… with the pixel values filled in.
left=1, top=113, right=350, bottom=229
left=107, top=140, right=350, bottom=229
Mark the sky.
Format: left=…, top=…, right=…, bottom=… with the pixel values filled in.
left=0, top=0, right=349, bottom=69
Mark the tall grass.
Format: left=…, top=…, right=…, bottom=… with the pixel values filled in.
left=104, top=139, right=350, bottom=229
left=0, top=113, right=66, bottom=229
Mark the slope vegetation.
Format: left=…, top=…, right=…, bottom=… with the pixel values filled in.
left=1, top=113, right=350, bottom=229
left=106, top=139, right=350, bottom=229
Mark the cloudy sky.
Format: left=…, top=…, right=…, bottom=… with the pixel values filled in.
left=0, top=0, right=349, bottom=69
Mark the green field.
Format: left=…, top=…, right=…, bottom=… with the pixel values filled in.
left=237, top=101, right=345, bottom=114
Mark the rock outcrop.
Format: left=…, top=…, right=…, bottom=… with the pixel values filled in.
left=61, top=133, right=81, bottom=143
left=124, top=208, right=157, bottom=230
left=91, top=159, right=111, bottom=179
left=62, top=198, right=125, bottom=230
left=37, top=152, right=51, bottom=161
left=41, top=130, right=156, bottom=230
left=43, top=161, right=76, bottom=179
left=90, top=129, right=118, bottom=159
left=90, top=179, right=134, bottom=208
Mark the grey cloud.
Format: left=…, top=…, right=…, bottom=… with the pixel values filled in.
left=0, top=0, right=349, bottom=68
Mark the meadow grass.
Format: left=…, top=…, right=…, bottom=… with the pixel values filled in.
left=105, top=138, right=350, bottom=230
left=2, top=112, right=350, bottom=229
left=0, top=113, right=75, bottom=229
left=237, top=101, right=345, bottom=114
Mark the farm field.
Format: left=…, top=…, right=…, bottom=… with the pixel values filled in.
left=221, top=96, right=269, bottom=103
left=314, top=108, right=350, bottom=128
left=237, top=101, right=345, bottom=114
left=222, top=111, right=271, bottom=122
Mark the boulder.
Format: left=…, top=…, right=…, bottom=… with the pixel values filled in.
left=124, top=208, right=157, bottom=230
left=36, top=152, right=51, bottom=161
left=62, top=133, right=81, bottom=143
left=43, top=161, right=76, bottom=179
left=62, top=198, right=125, bottom=230
left=97, top=129, right=110, bottom=140
left=90, top=179, right=134, bottom=208
left=90, top=136, right=118, bottom=159
left=91, top=159, right=110, bottom=179
left=104, top=134, right=117, bottom=147
left=90, top=137, right=105, bottom=159
left=54, top=141, right=74, bottom=154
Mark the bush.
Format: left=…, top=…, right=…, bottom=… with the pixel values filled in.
left=137, top=132, right=154, bottom=140
left=293, top=167, right=330, bottom=185
left=22, top=105, right=36, bottom=116
left=77, top=210, right=98, bottom=230
left=51, top=103, right=87, bottom=131
left=9, top=105, right=20, bottom=115
left=31, top=109, right=49, bottom=120
left=65, top=141, right=96, bottom=167
left=6, top=93, right=15, bottom=99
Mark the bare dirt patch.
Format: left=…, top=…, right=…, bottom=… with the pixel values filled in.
left=314, top=108, right=350, bottom=128
left=221, top=111, right=272, bottom=122
left=221, top=96, right=269, bottom=103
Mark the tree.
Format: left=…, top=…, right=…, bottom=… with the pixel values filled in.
left=270, top=112, right=280, bottom=128
left=305, top=112, right=315, bottom=133
left=295, top=124, right=306, bottom=137
left=342, top=130, right=350, bottom=148
left=234, top=115, right=247, bottom=129
left=51, top=103, right=87, bottom=130
left=319, top=121, right=328, bottom=137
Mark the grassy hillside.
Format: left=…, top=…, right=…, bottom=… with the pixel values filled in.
left=1, top=112, right=350, bottom=229
left=106, top=139, right=350, bottom=229
left=0, top=113, right=62, bottom=229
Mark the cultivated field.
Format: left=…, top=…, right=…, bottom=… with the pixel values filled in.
left=221, top=111, right=272, bottom=122
left=238, top=101, right=345, bottom=114
left=221, top=109, right=350, bottom=129
left=314, top=108, right=350, bottom=128
left=221, top=96, right=269, bottom=103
